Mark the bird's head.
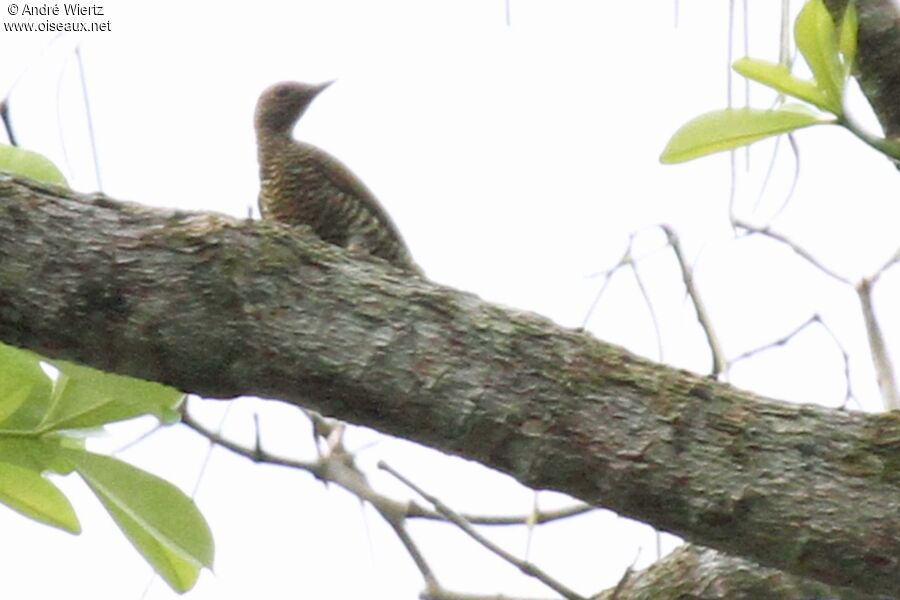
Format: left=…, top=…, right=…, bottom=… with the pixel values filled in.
left=254, top=80, right=333, bottom=136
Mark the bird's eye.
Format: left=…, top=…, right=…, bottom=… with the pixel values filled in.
left=275, top=87, right=290, bottom=98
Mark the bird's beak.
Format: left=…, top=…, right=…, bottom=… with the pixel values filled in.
left=315, top=80, right=335, bottom=95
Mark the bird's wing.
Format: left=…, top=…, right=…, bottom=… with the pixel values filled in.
left=297, top=141, right=410, bottom=247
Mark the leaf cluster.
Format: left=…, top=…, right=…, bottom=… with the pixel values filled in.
left=659, top=0, right=892, bottom=164
left=0, top=144, right=213, bottom=593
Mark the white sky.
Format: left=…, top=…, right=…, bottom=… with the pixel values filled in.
left=1, top=1, right=899, bottom=598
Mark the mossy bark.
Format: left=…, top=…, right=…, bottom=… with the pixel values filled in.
left=0, top=176, right=898, bottom=597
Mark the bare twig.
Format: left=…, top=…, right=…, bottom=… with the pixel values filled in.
left=857, top=278, right=899, bottom=411
left=181, top=406, right=596, bottom=597
left=775, top=134, right=802, bottom=222
left=74, top=45, right=102, bottom=190
left=874, top=245, right=900, bottom=277
left=582, top=232, right=667, bottom=360
left=733, top=219, right=851, bottom=285
left=586, top=226, right=724, bottom=376
left=183, top=405, right=594, bottom=529
left=182, top=405, right=440, bottom=585
left=386, top=504, right=439, bottom=591
left=607, top=548, right=640, bottom=600
left=728, top=314, right=858, bottom=408
left=581, top=246, right=629, bottom=329
left=742, top=0, right=749, bottom=108
left=0, top=98, right=16, bottom=147
left=733, top=218, right=899, bottom=411
left=409, top=502, right=595, bottom=526
left=110, top=421, right=164, bottom=455
left=181, top=407, right=316, bottom=470
left=422, top=589, right=557, bottom=600
left=727, top=0, right=735, bottom=109
left=731, top=220, right=900, bottom=411
left=726, top=0, right=738, bottom=233
left=628, top=258, right=664, bottom=361
left=755, top=134, right=782, bottom=211
left=753, top=132, right=800, bottom=223
left=730, top=315, right=820, bottom=365
left=819, top=317, right=859, bottom=409
left=728, top=148, right=738, bottom=229
left=1, top=33, right=65, bottom=148
left=380, top=461, right=587, bottom=600
left=661, top=225, right=726, bottom=377
left=251, top=411, right=262, bottom=454
left=524, top=492, right=537, bottom=561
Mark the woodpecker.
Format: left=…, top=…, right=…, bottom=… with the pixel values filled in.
left=254, top=81, right=418, bottom=272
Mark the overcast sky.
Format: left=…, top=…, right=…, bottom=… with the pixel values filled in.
left=1, top=1, right=899, bottom=598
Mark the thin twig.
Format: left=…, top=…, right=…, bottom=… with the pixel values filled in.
left=753, top=131, right=800, bottom=223
left=56, top=51, right=74, bottom=178
left=779, top=0, right=790, bottom=67
left=524, top=492, right=537, bottom=561
left=422, top=589, right=556, bottom=600
left=182, top=406, right=441, bottom=584
left=728, top=141, right=739, bottom=230
left=728, top=314, right=859, bottom=409
left=608, top=548, right=641, bottom=600
left=857, top=278, right=899, bottom=411
left=379, top=461, right=587, bottom=600
left=1, top=33, right=64, bottom=148
left=0, top=99, right=16, bottom=146
left=755, top=133, right=782, bottom=213
left=628, top=259, right=664, bottom=361
left=409, top=502, right=595, bottom=526
left=817, top=317, right=859, bottom=409
left=727, top=0, right=735, bottom=109
left=74, top=45, right=102, bottom=190
left=661, top=225, right=726, bottom=377
left=772, top=133, right=801, bottom=223
left=110, top=421, right=164, bottom=455
left=874, top=246, right=900, bottom=278
left=582, top=232, right=669, bottom=355
left=742, top=0, right=750, bottom=172
left=733, top=219, right=851, bottom=285
left=182, top=407, right=597, bottom=595
left=729, top=315, right=819, bottom=365
left=181, top=407, right=316, bottom=470
left=727, top=0, right=738, bottom=230
left=581, top=246, right=629, bottom=329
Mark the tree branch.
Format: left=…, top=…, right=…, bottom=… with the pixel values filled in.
left=1, top=176, right=900, bottom=596
left=825, top=0, right=900, bottom=139
left=595, top=544, right=881, bottom=600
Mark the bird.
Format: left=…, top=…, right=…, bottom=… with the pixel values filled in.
left=254, top=81, right=419, bottom=273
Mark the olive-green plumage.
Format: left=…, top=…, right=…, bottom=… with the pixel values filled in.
left=254, top=81, right=418, bottom=272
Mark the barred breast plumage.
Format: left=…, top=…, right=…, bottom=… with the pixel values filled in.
left=254, top=81, right=419, bottom=272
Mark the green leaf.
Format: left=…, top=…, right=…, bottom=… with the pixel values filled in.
left=67, top=449, right=213, bottom=593
left=0, top=437, right=73, bottom=474
left=733, top=58, right=833, bottom=113
left=660, top=106, right=832, bottom=164
left=0, top=143, right=67, bottom=186
left=795, top=0, right=844, bottom=114
left=0, top=342, right=183, bottom=436
left=0, top=342, right=53, bottom=430
left=0, top=461, right=80, bottom=533
left=0, top=379, right=34, bottom=426
left=42, top=359, right=184, bottom=431
left=839, top=2, right=858, bottom=74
